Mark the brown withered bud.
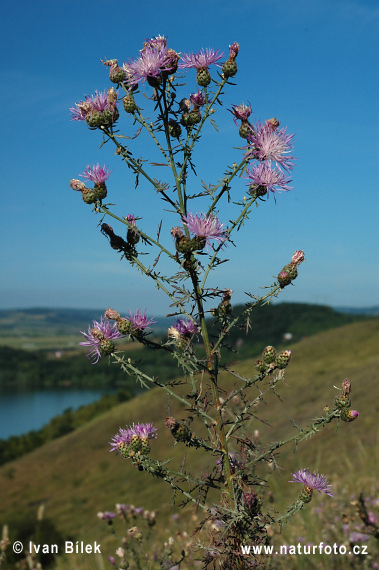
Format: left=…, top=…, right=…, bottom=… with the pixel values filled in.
left=104, top=308, right=120, bottom=320
left=341, top=377, right=351, bottom=396
left=265, top=117, right=280, bottom=130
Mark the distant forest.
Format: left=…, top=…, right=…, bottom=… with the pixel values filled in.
left=0, top=303, right=369, bottom=392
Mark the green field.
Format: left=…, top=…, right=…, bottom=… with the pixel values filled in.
left=0, top=318, right=378, bottom=568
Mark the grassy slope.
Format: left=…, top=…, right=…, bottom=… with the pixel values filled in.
left=1, top=319, right=378, bottom=566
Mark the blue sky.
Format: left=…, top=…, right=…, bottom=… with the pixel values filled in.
left=1, top=0, right=378, bottom=317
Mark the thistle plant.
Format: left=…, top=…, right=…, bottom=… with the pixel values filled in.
left=69, top=36, right=359, bottom=568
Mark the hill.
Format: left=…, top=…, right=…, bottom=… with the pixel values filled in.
left=0, top=318, right=378, bottom=568
left=0, top=302, right=370, bottom=351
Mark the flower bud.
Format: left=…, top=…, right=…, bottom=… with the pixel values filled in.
left=104, top=308, right=120, bottom=320
left=168, top=119, right=182, bottom=138
left=123, top=94, right=138, bottom=114
left=99, top=338, right=115, bottom=355
left=275, top=350, right=292, bottom=369
left=263, top=346, right=276, bottom=364
left=196, top=67, right=211, bottom=87
left=291, top=250, right=305, bottom=265
left=222, top=58, right=238, bottom=78
left=94, top=183, right=107, bottom=200
left=165, top=416, right=192, bottom=444
left=81, top=187, right=97, bottom=204
left=278, top=264, right=298, bottom=288
left=341, top=409, right=359, bottom=422
left=255, top=359, right=266, bottom=373
left=239, top=121, right=252, bottom=139
left=116, top=318, right=133, bottom=335
left=299, top=485, right=313, bottom=503
left=334, top=393, right=351, bottom=409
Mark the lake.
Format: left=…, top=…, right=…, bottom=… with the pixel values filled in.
left=0, top=390, right=110, bottom=439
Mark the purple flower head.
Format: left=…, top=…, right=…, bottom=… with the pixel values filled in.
left=126, top=214, right=136, bottom=225
left=246, top=162, right=292, bottom=198
left=123, top=45, right=176, bottom=88
left=128, top=423, right=158, bottom=441
left=80, top=164, right=111, bottom=185
left=79, top=317, right=123, bottom=364
left=98, top=511, right=116, bottom=521
left=229, top=103, right=252, bottom=124
left=289, top=469, right=334, bottom=497
left=182, top=212, right=228, bottom=249
left=109, top=427, right=131, bottom=452
left=349, top=532, right=370, bottom=543
left=70, top=89, right=118, bottom=121
left=179, top=48, right=224, bottom=70
left=173, top=318, right=199, bottom=336
left=190, top=89, right=206, bottom=108
left=126, top=309, right=156, bottom=333
left=245, top=121, right=295, bottom=171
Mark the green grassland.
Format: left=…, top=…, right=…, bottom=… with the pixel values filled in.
left=0, top=318, right=378, bottom=568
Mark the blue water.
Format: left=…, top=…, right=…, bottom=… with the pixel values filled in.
left=0, top=390, right=109, bottom=439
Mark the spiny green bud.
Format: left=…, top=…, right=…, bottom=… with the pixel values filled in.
left=196, top=67, right=211, bottom=87
left=110, top=68, right=126, bottom=84
left=86, top=111, right=105, bottom=129
left=334, top=393, right=351, bottom=409
left=255, top=359, right=267, bottom=373
left=180, top=112, right=191, bottom=128
left=192, top=236, right=206, bottom=251
left=102, top=107, right=119, bottom=126
left=129, top=434, right=142, bottom=453
left=188, top=109, right=201, bottom=125
left=116, top=318, right=133, bottom=335
left=168, top=119, right=182, bottom=138
left=123, top=94, right=138, bottom=114
left=249, top=184, right=268, bottom=197
left=278, top=263, right=298, bottom=287
left=175, top=236, right=194, bottom=254
left=239, top=121, right=252, bottom=139
left=99, top=338, right=115, bottom=355
left=299, top=485, right=313, bottom=503
left=222, top=59, right=238, bottom=78
left=263, top=346, right=276, bottom=364
left=140, top=437, right=151, bottom=455
left=81, top=188, right=97, bottom=204
left=275, top=350, right=292, bottom=369
left=94, top=183, right=107, bottom=200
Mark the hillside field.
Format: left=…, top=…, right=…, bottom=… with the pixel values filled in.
left=0, top=318, right=378, bottom=568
